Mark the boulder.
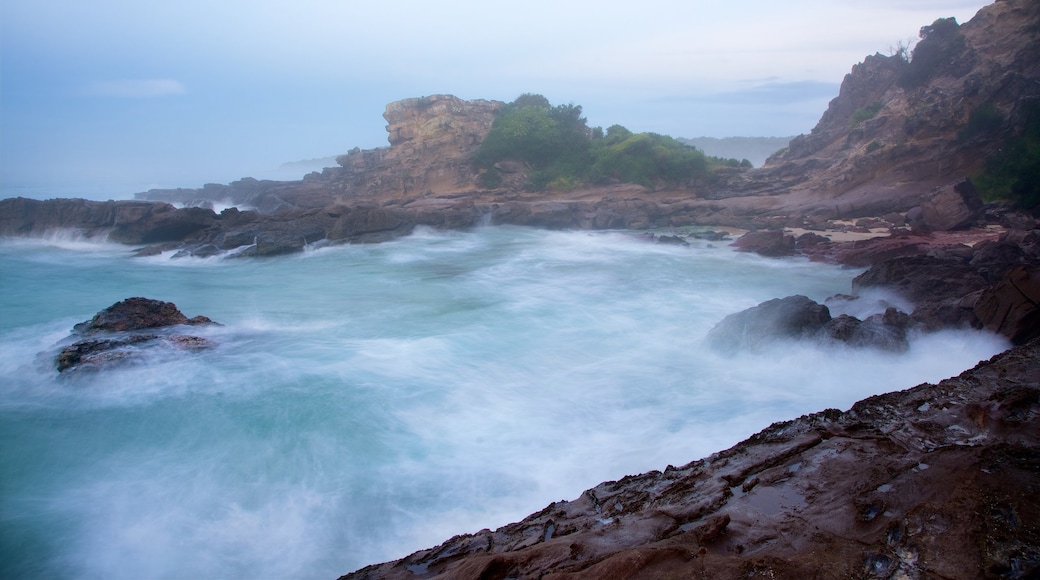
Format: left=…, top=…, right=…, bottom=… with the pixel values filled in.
left=974, top=266, right=1040, bottom=344
left=56, top=298, right=218, bottom=372
left=731, top=230, right=796, bottom=257
left=821, top=308, right=911, bottom=351
left=73, top=297, right=215, bottom=333
left=917, top=179, right=983, bottom=231
left=706, top=295, right=831, bottom=352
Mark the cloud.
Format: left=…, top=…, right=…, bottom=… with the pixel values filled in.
left=83, top=79, right=186, bottom=98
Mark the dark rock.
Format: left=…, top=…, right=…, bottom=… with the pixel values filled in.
left=55, top=298, right=218, bottom=372
left=822, top=308, right=910, bottom=351
left=0, top=197, right=217, bottom=244
left=974, top=266, right=1040, bottom=344
left=731, top=230, right=796, bottom=257
left=656, top=234, right=689, bottom=246
left=918, top=179, right=984, bottom=231
left=969, top=240, right=1032, bottom=283
left=706, top=295, right=831, bottom=351
left=326, top=205, right=415, bottom=243
left=73, top=297, right=215, bottom=334
left=852, top=255, right=989, bottom=306
left=341, top=337, right=1040, bottom=580
left=56, top=334, right=159, bottom=372
left=794, top=232, right=831, bottom=249
left=690, top=230, right=730, bottom=241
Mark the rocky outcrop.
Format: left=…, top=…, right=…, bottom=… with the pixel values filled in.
left=0, top=197, right=217, bottom=244
left=54, top=298, right=217, bottom=372
left=753, top=0, right=1040, bottom=218
left=341, top=336, right=1040, bottom=580
left=73, top=297, right=215, bottom=333
left=705, top=295, right=832, bottom=351
left=117, top=0, right=1040, bottom=242
left=974, top=265, right=1040, bottom=344
left=914, top=179, right=985, bottom=231
left=135, top=95, right=504, bottom=212
left=705, top=295, right=910, bottom=352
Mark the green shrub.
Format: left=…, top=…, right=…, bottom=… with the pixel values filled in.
left=898, top=17, right=964, bottom=89
left=473, top=94, right=725, bottom=191
left=850, top=102, right=884, bottom=127
left=973, top=102, right=1040, bottom=209
left=866, top=140, right=884, bottom=153
left=958, top=103, right=1004, bottom=141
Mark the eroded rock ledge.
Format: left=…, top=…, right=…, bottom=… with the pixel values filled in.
left=341, top=337, right=1040, bottom=580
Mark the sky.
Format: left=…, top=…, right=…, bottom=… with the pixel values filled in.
left=1, top=0, right=992, bottom=199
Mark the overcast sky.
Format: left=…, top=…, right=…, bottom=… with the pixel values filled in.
left=1, top=0, right=991, bottom=198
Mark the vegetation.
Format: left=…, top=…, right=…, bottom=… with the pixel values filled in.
left=958, top=103, right=1004, bottom=142
left=850, top=102, right=883, bottom=127
left=974, top=102, right=1040, bottom=209
left=898, top=17, right=965, bottom=89
left=473, top=94, right=743, bottom=191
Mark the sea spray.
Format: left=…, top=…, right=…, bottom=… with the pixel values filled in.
left=0, top=226, right=1009, bottom=580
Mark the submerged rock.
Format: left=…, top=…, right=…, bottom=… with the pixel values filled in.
left=55, top=298, right=218, bottom=372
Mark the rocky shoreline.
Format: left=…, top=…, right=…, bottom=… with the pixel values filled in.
left=1, top=1, right=1038, bottom=576
left=341, top=336, right=1039, bottom=579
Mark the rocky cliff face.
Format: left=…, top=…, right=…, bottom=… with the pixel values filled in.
left=744, top=0, right=1040, bottom=218
left=335, top=95, right=503, bottom=198
left=136, top=95, right=503, bottom=212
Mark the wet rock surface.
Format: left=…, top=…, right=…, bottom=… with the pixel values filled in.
left=55, top=298, right=218, bottom=372
left=342, top=338, right=1040, bottom=580
left=706, top=295, right=911, bottom=353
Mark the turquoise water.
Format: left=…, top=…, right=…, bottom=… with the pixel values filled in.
left=0, top=226, right=1008, bottom=579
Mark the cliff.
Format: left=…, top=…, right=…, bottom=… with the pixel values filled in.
left=125, top=0, right=1039, bottom=235
left=730, top=0, right=1040, bottom=220
left=135, top=95, right=503, bottom=212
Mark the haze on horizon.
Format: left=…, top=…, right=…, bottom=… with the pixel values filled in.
left=1, top=0, right=990, bottom=200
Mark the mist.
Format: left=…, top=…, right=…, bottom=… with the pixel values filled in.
left=0, top=227, right=1010, bottom=579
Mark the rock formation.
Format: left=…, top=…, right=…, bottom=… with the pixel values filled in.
left=1, top=1, right=1035, bottom=252
left=134, top=95, right=503, bottom=212
left=705, top=295, right=911, bottom=353
left=741, top=0, right=1040, bottom=223
left=54, top=298, right=217, bottom=372
left=341, top=337, right=1040, bottom=580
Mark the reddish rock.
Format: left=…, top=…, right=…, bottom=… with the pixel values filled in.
left=917, top=179, right=984, bottom=232
left=974, top=266, right=1040, bottom=344
left=57, top=298, right=218, bottom=373
left=731, top=230, right=796, bottom=257
left=341, top=338, right=1040, bottom=580
left=74, top=297, right=215, bottom=334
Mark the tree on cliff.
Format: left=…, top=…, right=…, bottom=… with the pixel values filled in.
left=473, top=94, right=729, bottom=191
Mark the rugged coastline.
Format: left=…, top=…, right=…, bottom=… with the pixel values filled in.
left=341, top=337, right=1039, bottom=579
left=1, top=0, right=1039, bottom=577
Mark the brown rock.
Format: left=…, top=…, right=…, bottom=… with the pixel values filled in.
left=731, top=230, right=796, bottom=257
left=918, top=179, right=983, bottom=231
left=974, top=266, right=1040, bottom=344
left=340, top=337, right=1040, bottom=580
left=73, top=297, right=215, bottom=334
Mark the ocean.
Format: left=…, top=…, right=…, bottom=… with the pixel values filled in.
left=0, top=225, right=1009, bottom=579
